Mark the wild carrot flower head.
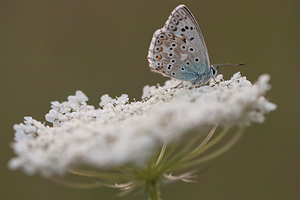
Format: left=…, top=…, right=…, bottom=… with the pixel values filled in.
left=8, top=72, right=276, bottom=196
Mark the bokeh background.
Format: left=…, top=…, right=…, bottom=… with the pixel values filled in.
left=1, top=0, right=299, bottom=199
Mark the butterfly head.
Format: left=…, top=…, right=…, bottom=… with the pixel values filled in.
left=210, top=63, right=245, bottom=80
left=210, top=65, right=219, bottom=78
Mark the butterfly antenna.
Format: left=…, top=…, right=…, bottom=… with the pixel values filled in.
left=212, top=63, right=245, bottom=68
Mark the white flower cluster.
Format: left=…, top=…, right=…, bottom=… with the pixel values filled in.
left=45, top=91, right=96, bottom=126
left=8, top=72, right=276, bottom=177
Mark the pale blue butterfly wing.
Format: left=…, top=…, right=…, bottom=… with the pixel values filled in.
left=147, top=5, right=212, bottom=85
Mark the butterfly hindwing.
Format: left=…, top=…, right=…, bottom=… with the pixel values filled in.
left=149, top=30, right=202, bottom=81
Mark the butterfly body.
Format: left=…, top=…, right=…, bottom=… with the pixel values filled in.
left=147, top=5, right=218, bottom=85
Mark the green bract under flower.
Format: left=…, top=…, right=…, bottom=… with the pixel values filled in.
left=8, top=72, right=276, bottom=177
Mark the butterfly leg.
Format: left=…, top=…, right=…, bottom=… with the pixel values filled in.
left=173, top=81, right=184, bottom=89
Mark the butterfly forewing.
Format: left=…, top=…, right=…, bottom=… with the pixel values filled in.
left=163, top=5, right=209, bottom=63
left=148, top=5, right=210, bottom=82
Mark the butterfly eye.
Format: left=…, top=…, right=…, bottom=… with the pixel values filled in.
left=194, top=57, right=200, bottom=63
left=211, top=68, right=217, bottom=75
left=189, top=47, right=194, bottom=52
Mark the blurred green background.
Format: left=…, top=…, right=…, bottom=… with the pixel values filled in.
left=1, top=0, right=299, bottom=199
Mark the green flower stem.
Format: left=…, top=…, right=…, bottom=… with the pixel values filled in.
left=69, top=169, right=129, bottom=182
left=159, top=132, right=204, bottom=171
left=51, top=176, right=103, bottom=189
left=192, top=127, right=230, bottom=157
left=180, top=124, right=218, bottom=162
left=165, top=127, right=229, bottom=171
left=155, top=144, right=167, bottom=166
left=172, top=127, right=244, bottom=171
left=146, top=179, right=160, bottom=200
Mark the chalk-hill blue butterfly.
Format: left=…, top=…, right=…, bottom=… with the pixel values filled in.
left=147, top=4, right=244, bottom=85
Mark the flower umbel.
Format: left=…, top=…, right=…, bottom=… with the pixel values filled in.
left=8, top=72, right=276, bottom=199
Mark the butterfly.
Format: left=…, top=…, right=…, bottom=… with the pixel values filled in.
left=147, top=4, right=243, bottom=85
